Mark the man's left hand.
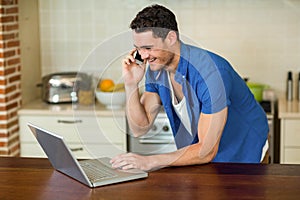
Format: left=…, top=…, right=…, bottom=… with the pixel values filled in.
left=110, top=153, right=153, bottom=172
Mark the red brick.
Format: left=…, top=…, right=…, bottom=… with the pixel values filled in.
left=0, top=124, right=8, bottom=129
left=0, top=92, right=20, bottom=103
left=6, top=40, right=19, bottom=48
left=0, top=113, right=8, bottom=120
left=9, top=118, right=18, bottom=128
left=5, top=6, right=18, bottom=14
left=5, top=24, right=18, bottom=31
left=0, top=141, right=8, bottom=147
left=7, top=57, right=20, bottom=65
left=0, top=134, right=19, bottom=147
left=0, top=150, right=7, bottom=154
left=0, top=79, right=7, bottom=85
left=0, top=42, right=5, bottom=48
left=0, top=33, right=15, bottom=40
left=0, top=133, right=8, bottom=138
left=0, top=50, right=15, bottom=58
left=9, top=74, right=20, bottom=82
left=8, top=93, right=19, bottom=102
left=4, top=67, right=16, bottom=75
left=10, top=143, right=21, bottom=154
left=8, top=110, right=18, bottom=119
left=0, top=105, right=5, bottom=111
left=0, top=16, right=14, bottom=23
left=0, top=85, right=16, bottom=95
left=6, top=85, right=17, bottom=93
left=1, top=0, right=15, bottom=5
left=8, top=135, right=19, bottom=146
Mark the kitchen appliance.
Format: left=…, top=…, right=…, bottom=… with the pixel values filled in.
left=286, top=71, right=293, bottom=101
left=39, top=72, right=91, bottom=104
left=298, top=72, right=300, bottom=101
left=127, top=112, right=176, bottom=155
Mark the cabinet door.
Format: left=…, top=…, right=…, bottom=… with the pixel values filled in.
left=20, top=115, right=82, bottom=143
left=281, top=119, right=300, bottom=164
left=284, top=149, right=300, bottom=164
left=20, top=115, right=126, bottom=143
left=19, top=114, right=126, bottom=158
left=21, top=143, right=46, bottom=158
left=20, top=142, right=125, bottom=159
left=283, top=120, right=300, bottom=146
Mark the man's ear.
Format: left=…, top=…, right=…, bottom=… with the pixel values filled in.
left=166, top=31, right=178, bottom=46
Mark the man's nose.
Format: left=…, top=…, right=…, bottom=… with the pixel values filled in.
left=138, top=49, right=149, bottom=60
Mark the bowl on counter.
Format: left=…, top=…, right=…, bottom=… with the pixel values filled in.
left=246, top=82, right=268, bottom=102
left=95, top=90, right=126, bottom=109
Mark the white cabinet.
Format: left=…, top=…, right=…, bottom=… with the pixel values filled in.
left=279, top=99, right=300, bottom=164
left=18, top=101, right=126, bottom=159
left=280, top=119, right=300, bottom=164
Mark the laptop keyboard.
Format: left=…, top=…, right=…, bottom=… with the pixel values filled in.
left=80, top=159, right=117, bottom=182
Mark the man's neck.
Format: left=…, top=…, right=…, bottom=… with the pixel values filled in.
left=165, top=41, right=181, bottom=74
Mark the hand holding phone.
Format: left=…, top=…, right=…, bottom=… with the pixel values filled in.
left=134, top=51, right=143, bottom=65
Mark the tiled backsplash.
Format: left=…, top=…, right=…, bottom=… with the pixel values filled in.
left=38, top=0, right=300, bottom=98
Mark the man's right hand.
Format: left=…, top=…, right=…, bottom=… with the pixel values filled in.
left=122, top=49, right=146, bottom=88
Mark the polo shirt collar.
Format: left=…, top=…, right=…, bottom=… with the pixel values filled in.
left=175, top=41, right=189, bottom=84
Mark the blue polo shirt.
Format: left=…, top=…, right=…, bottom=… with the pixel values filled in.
left=145, top=42, right=269, bottom=163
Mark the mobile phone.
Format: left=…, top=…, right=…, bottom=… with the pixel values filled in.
left=134, top=51, right=143, bottom=65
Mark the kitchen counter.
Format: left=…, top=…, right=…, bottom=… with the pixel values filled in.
left=0, top=157, right=300, bottom=200
left=18, top=99, right=125, bottom=117
left=278, top=98, right=300, bottom=119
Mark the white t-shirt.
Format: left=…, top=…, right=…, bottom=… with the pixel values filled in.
left=167, top=72, right=192, bottom=136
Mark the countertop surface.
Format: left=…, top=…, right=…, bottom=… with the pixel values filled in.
left=1, top=157, right=300, bottom=200
left=18, top=99, right=125, bottom=117
left=278, top=98, right=300, bottom=119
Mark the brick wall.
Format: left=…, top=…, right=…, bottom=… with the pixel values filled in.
left=0, top=0, right=21, bottom=156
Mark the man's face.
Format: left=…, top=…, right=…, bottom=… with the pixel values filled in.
left=133, top=30, right=175, bottom=71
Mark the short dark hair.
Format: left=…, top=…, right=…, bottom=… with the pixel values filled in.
left=130, top=4, right=179, bottom=40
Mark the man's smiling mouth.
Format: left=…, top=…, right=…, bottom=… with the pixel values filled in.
left=148, top=57, right=156, bottom=63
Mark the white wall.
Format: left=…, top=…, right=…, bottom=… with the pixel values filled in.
left=36, top=0, right=300, bottom=99
left=19, top=0, right=41, bottom=104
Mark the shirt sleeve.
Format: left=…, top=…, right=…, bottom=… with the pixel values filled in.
left=145, top=67, right=161, bottom=93
left=198, top=69, right=231, bottom=114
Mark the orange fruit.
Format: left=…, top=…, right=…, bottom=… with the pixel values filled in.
left=99, top=79, right=115, bottom=92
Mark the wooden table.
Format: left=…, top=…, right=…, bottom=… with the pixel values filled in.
left=1, top=157, right=300, bottom=200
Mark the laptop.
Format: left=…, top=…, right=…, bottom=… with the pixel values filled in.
left=27, top=123, right=148, bottom=188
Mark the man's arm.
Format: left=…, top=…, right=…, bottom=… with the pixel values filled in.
left=126, top=90, right=162, bottom=137
left=121, top=48, right=161, bottom=137
left=151, top=107, right=227, bottom=168
left=111, top=107, right=227, bottom=171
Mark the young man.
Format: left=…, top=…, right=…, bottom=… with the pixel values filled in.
left=110, top=4, right=269, bottom=171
